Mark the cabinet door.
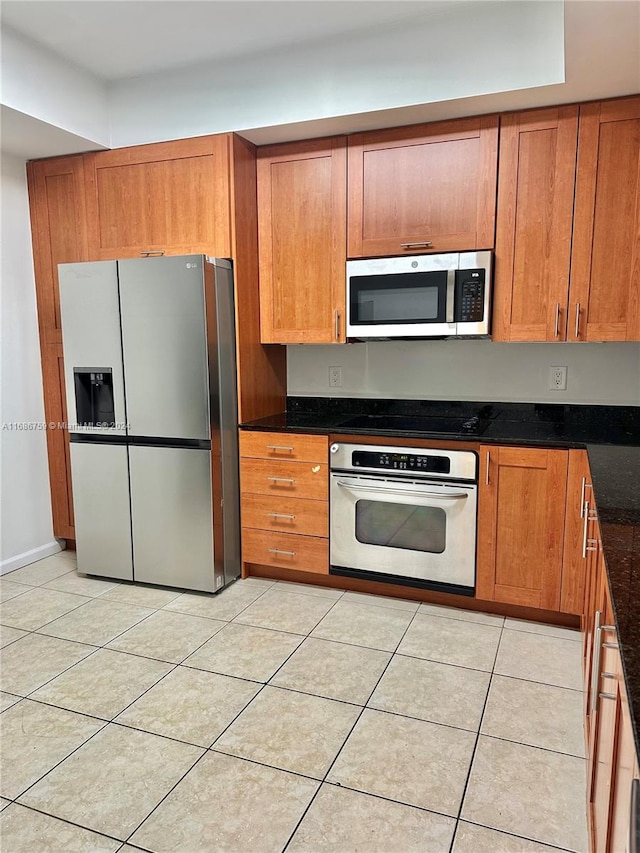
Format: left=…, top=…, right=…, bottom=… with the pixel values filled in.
left=476, top=446, right=568, bottom=609
left=493, top=107, right=578, bottom=341
left=27, top=156, right=91, bottom=539
left=570, top=96, right=640, bottom=341
left=347, top=116, right=498, bottom=258
left=561, top=449, right=591, bottom=615
left=84, top=135, right=231, bottom=259
left=257, top=137, right=347, bottom=343
left=587, top=587, right=619, bottom=853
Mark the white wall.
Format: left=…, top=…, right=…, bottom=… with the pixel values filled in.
left=108, top=1, right=564, bottom=147
left=0, top=154, right=59, bottom=572
left=287, top=341, right=640, bottom=407
left=1, top=26, right=110, bottom=147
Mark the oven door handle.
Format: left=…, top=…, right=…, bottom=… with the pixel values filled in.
left=335, top=479, right=470, bottom=499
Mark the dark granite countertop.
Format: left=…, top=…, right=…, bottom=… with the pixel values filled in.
left=241, top=397, right=640, bottom=767
left=241, top=397, right=640, bottom=447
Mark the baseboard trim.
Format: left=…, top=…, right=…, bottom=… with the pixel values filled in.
left=0, top=540, right=63, bottom=575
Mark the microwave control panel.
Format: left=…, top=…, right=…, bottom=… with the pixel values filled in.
left=455, top=269, right=485, bottom=322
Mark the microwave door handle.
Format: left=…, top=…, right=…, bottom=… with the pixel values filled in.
left=446, top=269, right=455, bottom=324
left=335, top=480, right=469, bottom=500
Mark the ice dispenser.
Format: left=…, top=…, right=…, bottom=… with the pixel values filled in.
left=74, top=368, right=116, bottom=427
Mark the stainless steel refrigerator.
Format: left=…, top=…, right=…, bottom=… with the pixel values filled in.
left=58, top=255, right=240, bottom=593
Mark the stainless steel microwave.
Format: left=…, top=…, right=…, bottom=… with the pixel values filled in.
left=346, top=251, right=492, bottom=340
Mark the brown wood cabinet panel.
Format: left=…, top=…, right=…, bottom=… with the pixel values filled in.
left=242, top=528, right=329, bottom=574
left=609, top=694, right=640, bottom=853
left=228, top=135, right=286, bottom=423
left=27, top=156, right=90, bottom=343
left=476, top=445, right=568, bottom=610
left=347, top=116, right=498, bottom=258
left=84, top=135, right=232, bottom=259
left=257, top=137, right=347, bottom=343
left=240, top=431, right=328, bottom=463
left=561, top=449, right=591, bottom=615
left=27, top=156, right=90, bottom=539
left=240, top=459, right=328, bottom=501
left=241, top=494, right=328, bottom=538
left=570, top=96, right=640, bottom=341
left=493, top=107, right=578, bottom=342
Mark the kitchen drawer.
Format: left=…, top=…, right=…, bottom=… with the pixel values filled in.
left=241, top=494, right=328, bottom=537
left=242, top=528, right=329, bottom=574
left=240, top=431, right=328, bottom=463
left=240, top=458, right=328, bottom=501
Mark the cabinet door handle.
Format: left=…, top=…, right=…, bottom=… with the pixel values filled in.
left=603, top=641, right=619, bottom=649
left=267, top=477, right=296, bottom=484
left=586, top=538, right=598, bottom=552
left=266, top=445, right=294, bottom=453
left=400, top=241, right=433, bottom=249
left=582, top=500, right=590, bottom=558
left=139, top=250, right=165, bottom=257
left=485, top=451, right=490, bottom=486
left=269, top=548, right=296, bottom=557
left=574, top=303, right=581, bottom=339
left=601, top=672, right=616, bottom=679
left=598, top=692, right=617, bottom=700
left=554, top=302, right=561, bottom=338
left=268, top=512, right=296, bottom=520
left=334, top=309, right=340, bottom=341
left=590, top=610, right=603, bottom=713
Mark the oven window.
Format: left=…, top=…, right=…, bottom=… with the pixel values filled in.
left=350, top=271, right=447, bottom=325
left=355, top=500, right=446, bottom=553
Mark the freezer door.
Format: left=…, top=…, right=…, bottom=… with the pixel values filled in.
left=119, top=256, right=210, bottom=440
left=69, top=442, right=133, bottom=580
left=129, top=445, right=217, bottom=591
left=59, top=262, right=126, bottom=436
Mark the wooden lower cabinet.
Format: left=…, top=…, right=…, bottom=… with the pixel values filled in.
left=240, top=431, right=329, bottom=575
left=583, top=503, right=640, bottom=852
left=476, top=445, right=568, bottom=610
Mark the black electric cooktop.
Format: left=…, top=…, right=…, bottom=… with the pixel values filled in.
left=335, top=414, right=490, bottom=436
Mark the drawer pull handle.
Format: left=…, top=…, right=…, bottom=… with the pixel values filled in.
left=266, top=445, right=294, bottom=452
left=601, top=625, right=617, bottom=632
left=269, top=548, right=296, bottom=557
left=601, top=672, right=616, bottom=679
left=267, top=477, right=296, bottom=484
left=582, top=500, right=591, bottom=558
left=268, top=512, right=296, bottom=520
left=574, top=302, right=581, bottom=338
left=598, top=692, right=616, bottom=700
left=400, top=241, right=433, bottom=249
left=554, top=302, right=561, bottom=338
left=586, top=538, right=598, bottom=552
left=140, top=250, right=165, bottom=256
left=334, top=309, right=340, bottom=341
left=602, top=641, right=619, bottom=649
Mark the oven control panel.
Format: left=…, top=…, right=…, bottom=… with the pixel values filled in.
left=352, top=450, right=451, bottom=474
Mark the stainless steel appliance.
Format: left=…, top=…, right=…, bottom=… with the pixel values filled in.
left=346, top=251, right=492, bottom=340
left=59, top=255, right=239, bottom=593
left=330, top=442, right=477, bottom=593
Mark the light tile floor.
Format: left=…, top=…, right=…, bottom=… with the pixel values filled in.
left=0, top=552, right=588, bottom=852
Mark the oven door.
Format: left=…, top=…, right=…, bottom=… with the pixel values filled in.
left=346, top=256, right=456, bottom=339
left=330, top=474, right=476, bottom=588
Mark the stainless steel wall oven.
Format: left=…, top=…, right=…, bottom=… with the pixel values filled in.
left=330, top=442, right=477, bottom=594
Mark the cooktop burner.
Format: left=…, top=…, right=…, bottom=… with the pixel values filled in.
left=336, top=414, right=490, bottom=436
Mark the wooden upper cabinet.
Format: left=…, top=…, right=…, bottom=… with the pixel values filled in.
left=27, top=156, right=90, bottom=344
left=493, top=106, right=578, bottom=341
left=570, top=96, right=640, bottom=341
left=476, top=445, right=568, bottom=610
left=84, top=135, right=232, bottom=259
left=257, top=137, right=347, bottom=344
left=347, top=116, right=498, bottom=258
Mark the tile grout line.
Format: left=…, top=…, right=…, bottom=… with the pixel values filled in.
left=447, top=617, right=505, bottom=853
left=280, top=602, right=425, bottom=853
left=1, top=800, right=128, bottom=849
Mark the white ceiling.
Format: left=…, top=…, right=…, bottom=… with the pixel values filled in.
left=1, top=0, right=459, bottom=81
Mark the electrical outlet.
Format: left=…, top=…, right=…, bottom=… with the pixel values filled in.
left=329, top=366, right=343, bottom=388
left=549, top=365, right=568, bottom=391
